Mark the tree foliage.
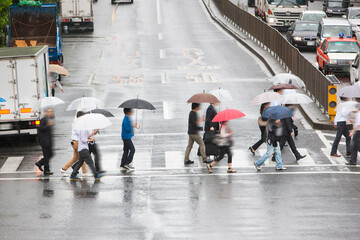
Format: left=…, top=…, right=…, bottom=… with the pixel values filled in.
left=0, top=0, right=12, bottom=46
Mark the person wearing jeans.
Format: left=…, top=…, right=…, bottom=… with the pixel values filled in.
left=120, top=108, right=137, bottom=171
left=254, top=119, right=286, bottom=171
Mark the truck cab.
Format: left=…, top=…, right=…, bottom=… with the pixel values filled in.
left=7, top=3, right=63, bottom=65
left=255, top=0, right=309, bottom=30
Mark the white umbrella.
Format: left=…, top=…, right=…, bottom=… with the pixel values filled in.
left=33, top=97, right=64, bottom=111
left=269, top=73, right=305, bottom=89
left=66, top=97, right=103, bottom=112
left=209, top=88, right=233, bottom=102
left=336, top=101, right=359, bottom=113
left=251, top=92, right=282, bottom=105
left=72, top=113, right=112, bottom=131
left=281, top=93, right=313, bottom=105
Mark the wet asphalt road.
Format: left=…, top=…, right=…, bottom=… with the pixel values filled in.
left=0, top=0, right=360, bottom=239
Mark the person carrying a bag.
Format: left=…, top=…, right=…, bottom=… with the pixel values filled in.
left=206, top=121, right=236, bottom=173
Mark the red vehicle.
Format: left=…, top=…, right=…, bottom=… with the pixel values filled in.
left=316, top=35, right=360, bottom=74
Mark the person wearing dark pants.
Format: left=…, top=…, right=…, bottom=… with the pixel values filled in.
left=88, top=129, right=104, bottom=173
left=70, top=130, right=103, bottom=181
left=35, top=108, right=54, bottom=175
left=347, top=109, right=360, bottom=166
left=331, top=99, right=351, bottom=157
left=206, top=121, right=236, bottom=173
left=121, top=108, right=137, bottom=171
left=249, top=103, right=269, bottom=155
left=279, top=117, right=305, bottom=161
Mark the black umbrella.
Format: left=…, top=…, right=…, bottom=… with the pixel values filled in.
left=118, top=99, right=156, bottom=110
left=86, top=108, right=114, bottom=117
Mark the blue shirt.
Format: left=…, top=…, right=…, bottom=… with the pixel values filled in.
left=121, top=115, right=134, bottom=140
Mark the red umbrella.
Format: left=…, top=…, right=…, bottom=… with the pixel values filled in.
left=212, top=109, right=245, bottom=122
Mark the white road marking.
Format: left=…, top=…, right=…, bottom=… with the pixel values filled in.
left=163, top=101, right=174, bottom=120
left=160, top=72, right=167, bottom=83
left=329, top=141, right=345, bottom=145
left=87, top=73, right=96, bottom=85
left=158, top=32, right=164, bottom=40
left=0, top=156, right=24, bottom=172
left=156, top=0, right=162, bottom=25
left=323, top=133, right=336, bottom=138
left=165, top=151, right=185, bottom=169
left=159, top=49, right=166, bottom=59
left=132, top=151, right=152, bottom=169
left=315, top=130, right=332, bottom=148
left=321, top=148, right=348, bottom=165
left=296, top=148, right=316, bottom=166
left=232, top=149, right=254, bottom=167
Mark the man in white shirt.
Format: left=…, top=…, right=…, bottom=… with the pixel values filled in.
left=331, top=98, right=352, bottom=157
left=70, top=129, right=103, bottom=180
left=347, top=105, right=360, bottom=165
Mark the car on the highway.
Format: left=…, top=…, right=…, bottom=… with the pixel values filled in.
left=286, top=21, right=319, bottom=50
left=344, top=7, right=360, bottom=28
left=323, top=0, right=351, bottom=17
left=300, top=10, right=327, bottom=23
left=317, top=18, right=353, bottom=47
left=350, top=53, right=360, bottom=84
left=316, top=35, right=360, bottom=74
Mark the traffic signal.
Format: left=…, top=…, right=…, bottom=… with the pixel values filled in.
left=328, top=85, right=337, bottom=121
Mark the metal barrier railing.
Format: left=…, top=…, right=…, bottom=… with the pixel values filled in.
left=212, top=0, right=331, bottom=112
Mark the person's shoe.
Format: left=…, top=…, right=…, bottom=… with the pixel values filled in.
left=254, top=162, right=261, bottom=171
left=83, top=173, right=93, bottom=177
left=203, top=159, right=212, bottom=164
left=43, top=171, right=53, bottom=176
left=276, top=167, right=287, bottom=170
left=35, top=162, right=43, bottom=172
left=184, top=160, right=194, bottom=165
left=70, top=176, right=81, bottom=181
left=60, top=168, right=66, bottom=174
left=346, top=152, right=351, bottom=157
left=123, top=165, right=133, bottom=171
left=330, top=154, right=341, bottom=157
left=206, top=164, right=213, bottom=173
left=95, top=174, right=103, bottom=180
left=120, top=166, right=127, bottom=171
left=98, top=170, right=106, bottom=174
left=345, top=162, right=357, bottom=166
left=227, top=168, right=237, bottom=173
left=296, top=155, right=306, bottom=161
left=248, top=147, right=255, bottom=155
left=125, top=164, right=134, bottom=169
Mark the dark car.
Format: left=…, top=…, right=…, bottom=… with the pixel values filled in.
left=248, top=0, right=255, bottom=7
left=286, top=21, right=319, bottom=50
left=323, top=0, right=351, bottom=17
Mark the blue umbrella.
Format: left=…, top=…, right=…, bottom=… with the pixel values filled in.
left=0, top=98, right=6, bottom=103
left=262, top=106, right=293, bottom=120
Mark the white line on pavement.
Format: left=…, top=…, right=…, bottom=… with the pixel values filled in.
left=163, top=101, right=173, bottom=120
left=297, top=148, right=316, bottom=166
left=159, top=49, right=166, bottom=59
left=160, top=72, right=167, bottom=83
left=158, top=32, right=163, bottom=40
left=322, top=133, right=336, bottom=138
left=87, top=73, right=96, bottom=85
left=156, top=0, right=162, bottom=25
left=321, top=148, right=348, bottom=165
left=0, top=157, right=24, bottom=172
left=315, top=130, right=332, bottom=149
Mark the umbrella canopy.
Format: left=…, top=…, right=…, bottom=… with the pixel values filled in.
left=269, top=84, right=298, bottom=90
left=262, top=106, right=293, bottom=120
left=337, top=86, right=360, bottom=98
left=251, top=92, right=282, bottom=105
left=118, top=99, right=156, bottom=110
left=209, top=89, right=233, bottom=102
left=86, top=108, right=114, bottom=117
left=281, top=93, right=313, bottom=105
left=336, top=101, right=360, bottom=113
left=269, top=73, right=305, bottom=88
left=49, top=64, right=69, bottom=76
left=187, top=93, right=220, bottom=104
left=34, top=97, right=64, bottom=111
left=0, top=97, right=6, bottom=103
left=72, top=113, right=112, bottom=131
left=212, top=109, right=245, bottom=122
left=67, top=97, right=103, bottom=111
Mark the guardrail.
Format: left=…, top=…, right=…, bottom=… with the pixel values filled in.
left=212, top=0, right=331, bottom=113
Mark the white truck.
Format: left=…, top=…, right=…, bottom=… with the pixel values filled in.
left=255, top=0, right=310, bottom=30
left=60, top=0, right=94, bottom=33
left=0, top=46, right=50, bottom=136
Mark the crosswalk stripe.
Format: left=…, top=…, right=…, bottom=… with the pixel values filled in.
left=315, top=130, right=332, bottom=148
left=0, top=156, right=24, bottom=172
left=328, top=141, right=345, bottom=145
left=322, top=133, right=336, bottom=138
left=321, top=148, right=348, bottom=165
left=165, top=151, right=185, bottom=169
left=232, top=150, right=254, bottom=167
left=296, top=148, right=316, bottom=166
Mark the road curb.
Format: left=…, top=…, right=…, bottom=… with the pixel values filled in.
left=201, top=0, right=334, bottom=130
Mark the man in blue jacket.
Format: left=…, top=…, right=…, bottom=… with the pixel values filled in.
left=121, top=108, right=137, bottom=170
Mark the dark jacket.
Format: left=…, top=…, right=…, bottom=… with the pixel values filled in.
left=281, top=117, right=294, bottom=136
left=37, top=117, right=53, bottom=147
left=205, top=105, right=219, bottom=132
left=188, top=111, right=202, bottom=134
left=266, top=120, right=282, bottom=147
